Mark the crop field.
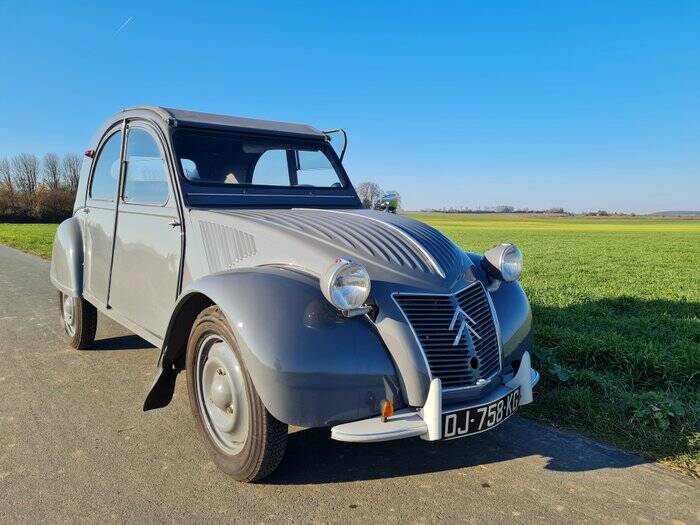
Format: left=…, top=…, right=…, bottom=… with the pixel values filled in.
left=1, top=215, right=699, bottom=475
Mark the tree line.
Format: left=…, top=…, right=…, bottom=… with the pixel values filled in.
left=425, top=205, right=572, bottom=215
left=0, top=153, right=80, bottom=222
left=422, top=206, right=641, bottom=216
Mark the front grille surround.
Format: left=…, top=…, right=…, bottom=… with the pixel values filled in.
left=393, top=282, right=502, bottom=391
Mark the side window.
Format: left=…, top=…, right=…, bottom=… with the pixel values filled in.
left=252, top=149, right=290, bottom=186
left=123, top=128, right=169, bottom=205
left=296, top=150, right=342, bottom=187
left=180, top=158, right=199, bottom=180
left=90, top=131, right=122, bottom=200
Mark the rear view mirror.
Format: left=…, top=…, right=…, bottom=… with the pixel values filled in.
left=379, top=191, right=401, bottom=213
left=324, top=129, right=347, bottom=162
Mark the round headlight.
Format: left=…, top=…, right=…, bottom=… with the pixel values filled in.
left=321, top=259, right=371, bottom=311
left=499, top=244, right=523, bottom=282
left=482, top=243, right=523, bottom=282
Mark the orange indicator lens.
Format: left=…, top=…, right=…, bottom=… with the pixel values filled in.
left=380, top=400, right=394, bottom=422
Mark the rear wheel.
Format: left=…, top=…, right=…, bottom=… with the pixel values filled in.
left=186, top=306, right=288, bottom=482
left=58, top=291, right=97, bottom=349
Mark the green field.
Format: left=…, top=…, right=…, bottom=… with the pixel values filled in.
left=1, top=216, right=699, bottom=475
left=0, top=223, right=58, bottom=258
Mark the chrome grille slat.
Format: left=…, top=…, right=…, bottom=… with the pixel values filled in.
left=394, top=282, right=501, bottom=390
left=425, top=351, right=472, bottom=356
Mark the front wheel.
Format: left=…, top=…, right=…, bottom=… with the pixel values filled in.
left=58, top=291, right=97, bottom=349
left=186, top=306, right=288, bottom=482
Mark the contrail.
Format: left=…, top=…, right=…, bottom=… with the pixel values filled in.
left=114, top=16, right=133, bottom=35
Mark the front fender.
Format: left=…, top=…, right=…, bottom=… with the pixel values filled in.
left=50, top=216, right=83, bottom=297
left=466, top=252, right=533, bottom=368
left=148, top=267, right=403, bottom=427
left=489, top=280, right=533, bottom=368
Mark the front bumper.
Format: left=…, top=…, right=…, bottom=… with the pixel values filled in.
left=331, top=351, right=539, bottom=443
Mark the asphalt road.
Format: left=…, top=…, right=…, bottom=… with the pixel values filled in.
left=0, top=244, right=697, bottom=524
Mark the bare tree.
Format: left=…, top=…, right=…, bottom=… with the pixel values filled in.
left=0, top=157, right=12, bottom=193
left=12, top=153, right=40, bottom=198
left=355, top=181, right=382, bottom=209
left=43, top=152, right=63, bottom=189
left=0, top=157, right=14, bottom=216
left=62, top=153, right=81, bottom=191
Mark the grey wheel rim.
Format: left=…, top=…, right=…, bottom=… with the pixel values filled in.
left=195, top=334, right=250, bottom=455
left=62, top=294, right=76, bottom=336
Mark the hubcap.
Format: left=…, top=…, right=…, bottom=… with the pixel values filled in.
left=195, top=335, right=249, bottom=454
left=62, top=295, right=75, bottom=336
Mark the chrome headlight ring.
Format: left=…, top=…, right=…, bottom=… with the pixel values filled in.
left=320, top=259, right=371, bottom=316
left=482, top=243, right=523, bottom=282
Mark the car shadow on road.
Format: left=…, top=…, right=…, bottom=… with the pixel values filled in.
left=264, top=416, right=645, bottom=485
left=89, top=334, right=153, bottom=351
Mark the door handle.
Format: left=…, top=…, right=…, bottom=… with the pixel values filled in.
left=82, top=207, right=90, bottom=214
left=167, top=220, right=181, bottom=228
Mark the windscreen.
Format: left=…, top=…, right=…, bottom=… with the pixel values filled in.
left=172, top=128, right=346, bottom=189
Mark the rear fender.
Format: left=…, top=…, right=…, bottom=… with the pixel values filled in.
left=144, top=267, right=402, bottom=427
left=50, top=216, right=84, bottom=297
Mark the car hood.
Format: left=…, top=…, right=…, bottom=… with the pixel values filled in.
left=190, top=208, right=470, bottom=290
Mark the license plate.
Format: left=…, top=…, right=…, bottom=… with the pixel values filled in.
left=442, top=388, right=520, bottom=439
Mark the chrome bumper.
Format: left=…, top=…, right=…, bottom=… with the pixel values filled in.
left=331, top=351, right=539, bottom=443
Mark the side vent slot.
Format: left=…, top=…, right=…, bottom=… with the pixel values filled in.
left=199, top=221, right=257, bottom=272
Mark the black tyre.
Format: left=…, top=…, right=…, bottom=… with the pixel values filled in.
left=186, top=305, right=288, bottom=482
left=58, top=291, right=97, bottom=349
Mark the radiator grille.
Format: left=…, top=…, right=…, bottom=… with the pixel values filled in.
left=394, top=283, right=501, bottom=390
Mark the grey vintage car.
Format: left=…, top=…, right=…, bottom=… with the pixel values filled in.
left=50, top=106, right=538, bottom=482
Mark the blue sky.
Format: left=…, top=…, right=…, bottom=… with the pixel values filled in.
left=0, top=1, right=698, bottom=213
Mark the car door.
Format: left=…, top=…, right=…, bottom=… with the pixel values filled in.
left=83, top=127, right=123, bottom=307
left=108, top=123, right=182, bottom=341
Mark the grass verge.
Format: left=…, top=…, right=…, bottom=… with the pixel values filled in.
left=0, top=223, right=58, bottom=259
